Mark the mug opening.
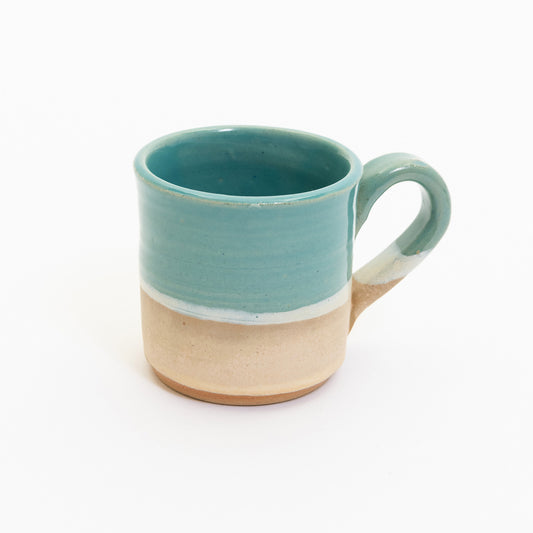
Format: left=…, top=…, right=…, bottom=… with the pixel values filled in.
left=136, top=126, right=360, bottom=202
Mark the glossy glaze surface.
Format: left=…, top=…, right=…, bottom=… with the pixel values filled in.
left=135, top=127, right=360, bottom=315
left=354, top=153, right=451, bottom=285
left=143, top=127, right=352, bottom=196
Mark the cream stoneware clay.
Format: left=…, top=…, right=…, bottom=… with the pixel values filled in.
left=134, top=126, right=451, bottom=405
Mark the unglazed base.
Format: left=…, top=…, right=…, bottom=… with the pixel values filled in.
left=350, top=278, right=402, bottom=329
left=152, top=367, right=328, bottom=405
left=141, top=289, right=350, bottom=400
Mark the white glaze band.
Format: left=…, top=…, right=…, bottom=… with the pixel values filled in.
left=353, top=242, right=429, bottom=285
left=140, top=278, right=352, bottom=325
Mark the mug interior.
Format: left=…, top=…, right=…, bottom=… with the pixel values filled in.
left=144, top=128, right=352, bottom=196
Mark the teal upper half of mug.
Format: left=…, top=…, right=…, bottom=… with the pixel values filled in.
left=135, top=126, right=362, bottom=313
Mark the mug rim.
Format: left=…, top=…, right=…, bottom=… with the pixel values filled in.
left=134, top=125, right=362, bottom=204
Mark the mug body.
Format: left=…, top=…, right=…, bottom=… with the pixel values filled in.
left=135, top=126, right=361, bottom=404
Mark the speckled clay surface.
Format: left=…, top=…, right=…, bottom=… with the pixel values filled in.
left=141, top=289, right=350, bottom=398
left=135, top=126, right=451, bottom=404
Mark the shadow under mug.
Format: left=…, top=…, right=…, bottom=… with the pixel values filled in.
left=135, top=126, right=451, bottom=405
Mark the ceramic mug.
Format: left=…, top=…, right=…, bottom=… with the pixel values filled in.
left=135, top=126, right=451, bottom=405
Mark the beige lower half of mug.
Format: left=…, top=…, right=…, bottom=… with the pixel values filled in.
left=141, top=289, right=351, bottom=405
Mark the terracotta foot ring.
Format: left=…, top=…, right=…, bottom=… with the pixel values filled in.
left=151, top=367, right=327, bottom=406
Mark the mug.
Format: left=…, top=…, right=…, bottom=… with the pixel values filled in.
left=134, top=126, right=451, bottom=405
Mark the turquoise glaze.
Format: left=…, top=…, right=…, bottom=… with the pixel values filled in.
left=144, top=128, right=353, bottom=197
left=135, top=126, right=450, bottom=322
left=135, top=127, right=359, bottom=314
left=356, top=154, right=451, bottom=255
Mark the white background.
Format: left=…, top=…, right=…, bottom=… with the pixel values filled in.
left=1, top=1, right=532, bottom=531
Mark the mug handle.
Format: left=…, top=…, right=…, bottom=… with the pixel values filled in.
left=350, top=153, right=451, bottom=330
